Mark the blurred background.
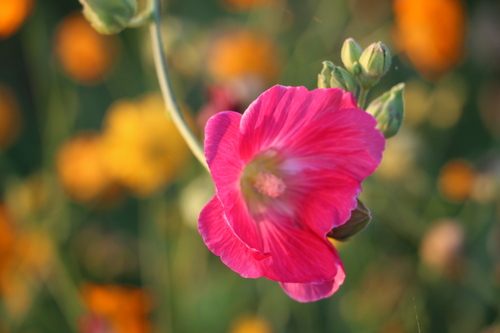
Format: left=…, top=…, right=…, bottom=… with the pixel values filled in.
left=0, top=0, right=499, bottom=332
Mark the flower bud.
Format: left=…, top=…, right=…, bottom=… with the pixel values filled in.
left=327, top=198, right=371, bottom=241
left=341, top=38, right=363, bottom=76
left=334, top=67, right=358, bottom=94
left=329, top=68, right=346, bottom=90
left=318, top=61, right=335, bottom=89
left=358, top=42, right=392, bottom=88
left=79, top=0, right=137, bottom=34
left=366, top=83, right=405, bottom=138
left=317, top=61, right=358, bottom=94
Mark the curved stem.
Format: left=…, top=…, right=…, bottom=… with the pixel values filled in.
left=149, top=0, right=208, bottom=171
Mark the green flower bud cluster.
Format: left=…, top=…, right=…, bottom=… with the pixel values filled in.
left=317, top=38, right=405, bottom=139
left=341, top=38, right=392, bottom=89
left=79, top=0, right=153, bottom=34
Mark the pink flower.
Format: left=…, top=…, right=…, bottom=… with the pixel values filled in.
left=198, top=85, right=385, bottom=302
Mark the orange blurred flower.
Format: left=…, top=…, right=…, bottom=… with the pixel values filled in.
left=0, top=84, right=22, bottom=150
left=0, top=205, right=30, bottom=319
left=56, top=132, right=116, bottom=203
left=54, top=12, right=118, bottom=84
left=206, top=29, right=281, bottom=84
left=0, top=205, right=16, bottom=275
left=438, top=159, right=475, bottom=202
left=0, top=205, right=53, bottom=318
left=80, top=284, right=151, bottom=333
left=0, top=0, right=32, bottom=39
left=392, top=0, right=466, bottom=80
left=101, top=94, right=192, bottom=197
left=222, top=0, right=275, bottom=11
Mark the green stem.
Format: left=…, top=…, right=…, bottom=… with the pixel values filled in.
left=149, top=0, right=209, bottom=171
left=357, top=87, right=369, bottom=109
left=138, top=196, right=173, bottom=332
left=45, top=252, right=86, bottom=333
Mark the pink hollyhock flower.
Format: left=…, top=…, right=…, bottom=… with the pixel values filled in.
left=198, top=85, right=385, bottom=302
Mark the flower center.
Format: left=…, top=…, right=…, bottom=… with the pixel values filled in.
left=253, top=170, right=286, bottom=198
left=240, top=149, right=287, bottom=202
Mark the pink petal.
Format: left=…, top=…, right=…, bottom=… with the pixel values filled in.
left=276, top=96, right=384, bottom=182
left=199, top=194, right=341, bottom=283
left=279, top=252, right=346, bottom=302
left=198, top=196, right=262, bottom=278
left=239, top=86, right=345, bottom=163
left=204, top=111, right=262, bottom=251
left=283, top=171, right=359, bottom=237
left=279, top=106, right=385, bottom=233
left=338, top=90, right=358, bottom=110
left=251, top=213, right=340, bottom=283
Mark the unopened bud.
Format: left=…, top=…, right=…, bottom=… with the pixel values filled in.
left=318, top=61, right=358, bottom=94
left=327, top=198, right=371, bottom=241
left=334, top=67, right=358, bottom=94
left=366, top=83, right=405, bottom=138
left=318, top=61, right=335, bottom=89
left=358, top=42, right=392, bottom=88
left=330, top=68, right=347, bottom=90
left=341, top=38, right=363, bottom=76
left=79, top=0, right=137, bottom=34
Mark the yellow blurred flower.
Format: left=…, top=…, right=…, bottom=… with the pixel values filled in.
left=0, top=84, right=22, bottom=150
left=402, top=79, right=433, bottom=126
left=392, top=0, right=466, bottom=80
left=0, top=270, right=32, bottom=319
left=206, top=29, right=281, bottom=84
left=419, top=219, right=464, bottom=276
left=180, top=175, right=214, bottom=229
left=54, top=12, right=118, bottom=84
left=438, top=159, right=475, bottom=202
left=5, top=172, right=52, bottom=221
left=56, top=132, right=116, bottom=203
left=471, top=172, right=497, bottom=204
left=15, top=228, right=53, bottom=274
left=222, top=0, right=275, bottom=11
left=0, top=0, right=32, bottom=39
left=375, top=128, right=421, bottom=181
left=404, top=75, right=467, bottom=129
left=81, top=283, right=151, bottom=333
left=229, top=314, right=273, bottom=333
left=426, top=75, right=467, bottom=129
left=101, top=94, right=192, bottom=197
